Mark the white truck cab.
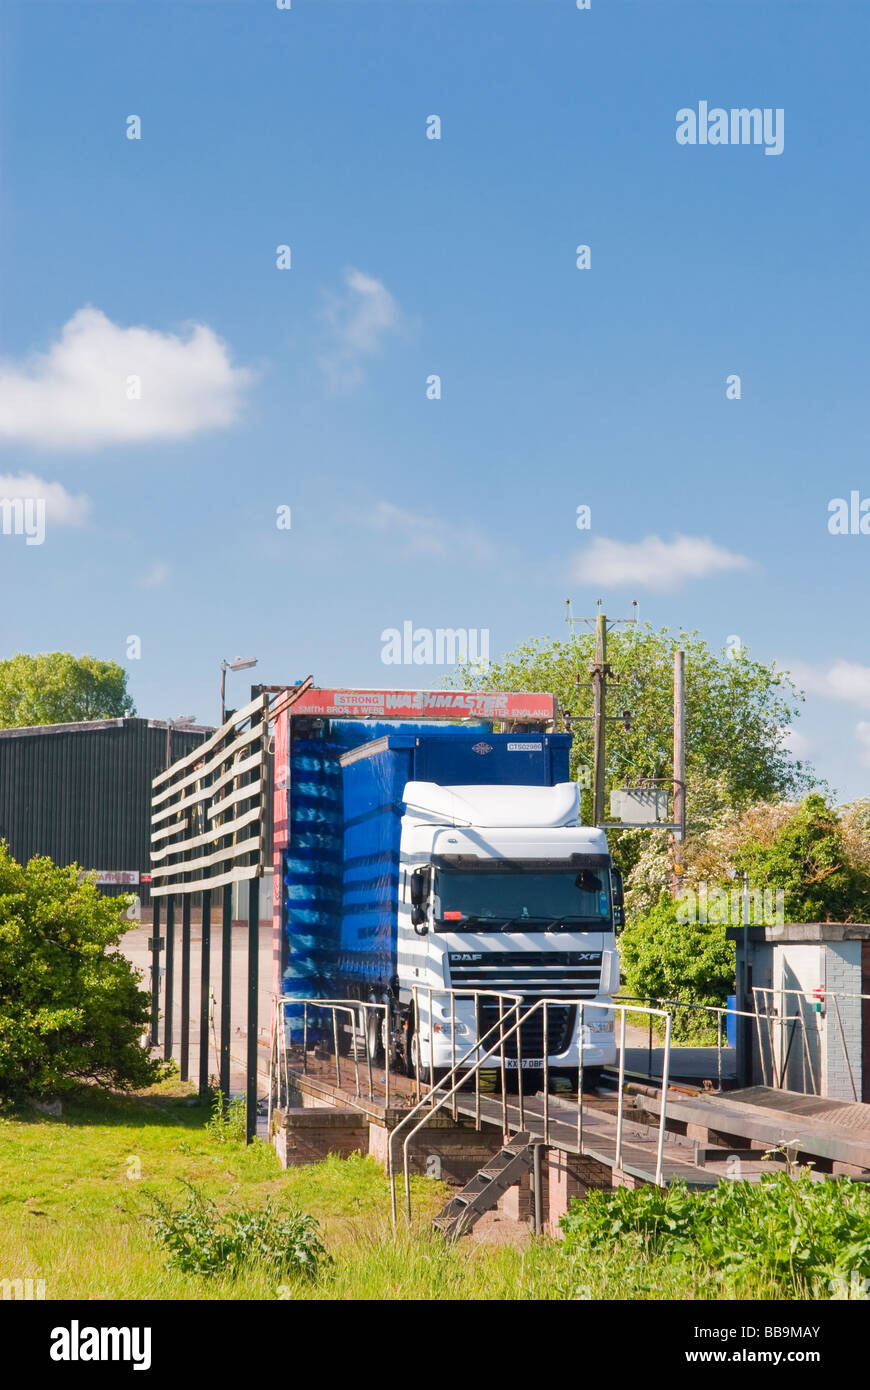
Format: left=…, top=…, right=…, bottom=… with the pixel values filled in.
left=395, top=781, right=622, bottom=1087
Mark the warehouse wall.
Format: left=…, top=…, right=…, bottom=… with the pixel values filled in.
left=0, top=717, right=212, bottom=901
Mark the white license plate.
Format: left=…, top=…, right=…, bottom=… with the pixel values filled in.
left=504, top=1058, right=545, bottom=1070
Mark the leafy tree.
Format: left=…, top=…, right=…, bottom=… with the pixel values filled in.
left=0, top=844, right=162, bottom=1100
left=735, top=794, right=870, bottom=923
left=0, top=652, right=134, bottom=727
left=455, top=626, right=815, bottom=813
left=619, top=894, right=735, bottom=1039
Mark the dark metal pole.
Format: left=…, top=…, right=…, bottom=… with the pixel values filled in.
left=180, top=894, right=191, bottom=1081
left=533, top=1143, right=543, bottom=1236
left=591, top=612, right=607, bottom=826
left=163, top=896, right=175, bottom=1061
left=220, top=883, right=232, bottom=1099
left=199, top=890, right=212, bottom=1098
left=149, top=897, right=161, bottom=1046
left=246, top=876, right=260, bottom=1143
left=672, top=649, right=686, bottom=894
left=739, top=872, right=752, bottom=1086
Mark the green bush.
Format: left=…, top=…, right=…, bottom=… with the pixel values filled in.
left=149, top=1184, right=328, bottom=1280
left=736, top=794, right=870, bottom=923
left=0, top=843, right=162, bottom=1100
left=619, top=894, right=734, bottom=1040
left=560, top=1173, right=870, bottom=1298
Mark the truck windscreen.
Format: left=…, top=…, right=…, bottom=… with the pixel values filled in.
left=434, top=868, right=610, bottom=932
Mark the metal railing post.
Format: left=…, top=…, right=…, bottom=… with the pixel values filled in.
left=517, top=998, right=524, bottom=1131
left=303, top=1002, right=308, bottom=1074
left=413, top=987, right=420, bottom=1103
left=451, top=993, right=457, bottom=1121
left=577, top=1002, right=584, bottom=1154
left=332, top=1009, right=341, bottom=1089
left=655, top=1012, right=672, bottom=1187
left=384, top=1004, right=391, bottom=1112
left=716, top=1009, right=723, bottom=1092
left=428, top=987, right=434, bottom=1095
left=349, top=1008, right=361, bottom=1098
left=362, top=1005, right=373, bottom=1100
left=281, top=1000, right=289, bottom=1111
left=615, top=1005, right=627, bottom=1170
left=473, top=994, right=482, bottom=1131
left=543, top=1000, right=550, bottom=1146
left=499, top=997, right=508, bottom=1135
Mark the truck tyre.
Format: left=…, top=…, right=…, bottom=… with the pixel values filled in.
left=408, top=1030, right=448, bottom=1089
left=365, top=996, right=385, bottom=1065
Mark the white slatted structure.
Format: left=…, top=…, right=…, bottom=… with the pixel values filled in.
left=149, top=692, right=268, bottom=896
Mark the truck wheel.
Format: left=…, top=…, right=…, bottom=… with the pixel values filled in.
left=365, top=998, right=385, bottom=1065
left=409, top=1031, right=441, bottom=1087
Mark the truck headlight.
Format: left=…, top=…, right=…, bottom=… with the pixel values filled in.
left=434, top=1021, right=469, bottom=1036
left=588, top=1019, right=614, bottom=1034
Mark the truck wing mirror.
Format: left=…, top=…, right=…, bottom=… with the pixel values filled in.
left=611, top=867, right=625, bottom=930
left=410, top=867, right=431, bottom=931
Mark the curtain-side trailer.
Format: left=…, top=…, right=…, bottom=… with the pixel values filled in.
left=280, top=723, right=622, bottom=1087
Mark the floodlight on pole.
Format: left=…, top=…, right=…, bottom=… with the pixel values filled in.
left=220, top=657, right=258, bottom=724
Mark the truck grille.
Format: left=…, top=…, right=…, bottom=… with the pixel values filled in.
left=476, top=998, right=576, bottom=1059
left=447, top=950, right=602, bottom=998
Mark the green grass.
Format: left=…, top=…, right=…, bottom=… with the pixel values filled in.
left=0, top=1082, right=861, bottom=1300
left=0, top=1080, right=448, bottom=1299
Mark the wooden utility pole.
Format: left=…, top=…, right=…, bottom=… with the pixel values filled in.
left=672, top=648, right=686, bottom=891
left=565, top=599, right=637, bottom=826
left=591, top=612, right=608, bottom=826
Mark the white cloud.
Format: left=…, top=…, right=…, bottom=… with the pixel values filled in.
left=139, top=561, right=170, bottom=589
left=0, top=472, right=89, bottom=525
left=0, top=307, right=253, bottom=450
left=785, top=659, right=870, bottom=708
left=572, top=534, right=753, bottom=592
left=367, top=500, right=496, bottom=562
left=781, top=725, right=811, bottom=759
left=318, top=269, right=401, bottom=387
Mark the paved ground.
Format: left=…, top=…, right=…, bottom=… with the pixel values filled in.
left=121, top=923, right=276, bottom=1097
left=622, top=1021, right=736, bottom=1084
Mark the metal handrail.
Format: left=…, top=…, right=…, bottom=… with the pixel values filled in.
left=269, top=995, right=393, bottom=1118
left=389, top=987, right=525, bottom=1226
left=616, top=991, right=764, bottom=1092
left=389, top=990, right=672, bottom=1227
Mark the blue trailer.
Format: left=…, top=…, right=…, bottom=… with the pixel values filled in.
left=279, top=719, right=622, bottom=1081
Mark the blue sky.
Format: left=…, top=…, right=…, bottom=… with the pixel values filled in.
left=0, top=0, right=868, bottom=798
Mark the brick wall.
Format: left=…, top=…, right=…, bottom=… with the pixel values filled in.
left=547, top=1151, right=612, bottom=1237
left=273, top=1108, right=368, bottom=1167
left=369, top=1117, right=505, bottom=1184
left=822, top=943, right=863, bottom=1101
